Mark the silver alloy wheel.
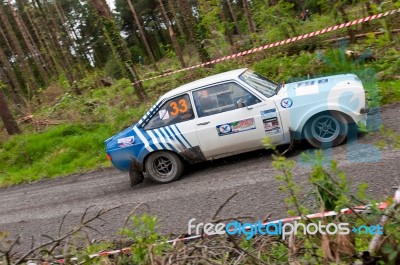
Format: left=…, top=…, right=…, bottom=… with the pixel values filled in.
left=145, top=151, right=184, bottom=183
left=310, top=114, right=340, bottom=143
left=153, top=156, right=173, bottom=175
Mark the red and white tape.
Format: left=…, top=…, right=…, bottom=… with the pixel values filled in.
left=51, top=190, right=400, bottom=263
left=50, top=200, right=393, bottom=264
left=134, top=8, right=400, bottom=85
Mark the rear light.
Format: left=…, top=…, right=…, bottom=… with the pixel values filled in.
left=106, top=154, right=112, bottom=161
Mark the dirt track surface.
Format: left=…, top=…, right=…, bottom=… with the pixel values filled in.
left=1, top=103, right=400, bottom=254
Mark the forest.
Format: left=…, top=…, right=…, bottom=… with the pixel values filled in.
left=0, top=0, right=399, bottom=186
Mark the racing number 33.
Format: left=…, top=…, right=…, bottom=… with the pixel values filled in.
left=170, top=99, right=188, bottom=116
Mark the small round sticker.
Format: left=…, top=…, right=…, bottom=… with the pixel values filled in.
left=281, top=98, right=293, bottom=108
left=219, top=124, right=231, bottom=134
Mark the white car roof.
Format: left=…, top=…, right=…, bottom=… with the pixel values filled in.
left=160, top=68, right=248, bottom=100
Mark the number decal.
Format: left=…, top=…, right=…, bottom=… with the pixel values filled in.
left=169, top=102, right=180, bottom=116
left=178, top=99, right=188, bottom=113
left=169, top=98, right=189, bottom=116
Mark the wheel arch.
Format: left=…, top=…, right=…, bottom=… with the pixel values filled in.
left=299, top=110, right=354, bottom=139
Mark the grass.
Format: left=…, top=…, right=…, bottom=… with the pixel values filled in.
left=0, top=124, right=114, bottom=186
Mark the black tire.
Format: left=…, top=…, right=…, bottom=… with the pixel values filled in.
left=129, top=169, right=144, bottom=187
left=303, top=112, right=349, bottom=149
left=145, top=151, right=184, bottom=184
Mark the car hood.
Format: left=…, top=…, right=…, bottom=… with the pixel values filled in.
left=277, top=74, right=359, bottom=96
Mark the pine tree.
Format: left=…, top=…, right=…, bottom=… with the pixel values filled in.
left=90, top=0, right=148, bottom=102
left=0, top=88, right=21, bottom=135
left=157, top=0, right=186, bottom=68
left=127, top=0, right=158, bottom=69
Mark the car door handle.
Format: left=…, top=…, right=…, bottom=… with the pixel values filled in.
left=197, top=121, right=210, bottom=126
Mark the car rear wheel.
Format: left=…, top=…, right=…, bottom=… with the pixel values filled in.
left=304, top=112, right=348, bottom=149
left=145, top=151, right=184, bottom=184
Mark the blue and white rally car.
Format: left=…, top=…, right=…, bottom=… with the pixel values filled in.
left=105, top=68, right=369, bottom=186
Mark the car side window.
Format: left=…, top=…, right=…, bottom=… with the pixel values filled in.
left=144, top=94, right=194, bottom=130
left=193, top=82, right=260, bottom=118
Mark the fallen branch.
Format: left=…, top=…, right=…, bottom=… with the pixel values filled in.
left=368, top=187, right=400, bottom=254
left=14, top=205, right=122, bottom=265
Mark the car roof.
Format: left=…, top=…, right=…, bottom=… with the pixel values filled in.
left=160, top=68, right=248, bottom=100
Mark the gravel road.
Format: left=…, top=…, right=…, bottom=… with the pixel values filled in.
left=1, top=103, right=399, bottom=254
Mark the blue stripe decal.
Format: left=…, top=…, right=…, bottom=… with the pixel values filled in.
left=154, top=129, right=174, bottom=151
left=164, top=126, right=184, bottom=152
left=167, top=126, right=186, bottom=148
left=174, top=124, right=192, bottom=148
left=153, top=129, right=169, bottom=150
left=170, top=125, right=190, bottom=149
left=159, top=128, right=177, bottom=152
left=147, top=130, right=163, bottom=150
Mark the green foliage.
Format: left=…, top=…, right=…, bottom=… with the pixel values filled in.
left=119, top=214, right=170, bottom=264
left=0, top=123, right=114, bottom=186
left=0, top=76, right=151, bottom=187
left=104, top=54, right=126, bottom=79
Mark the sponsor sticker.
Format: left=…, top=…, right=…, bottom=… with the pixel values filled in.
left=297, top=81, right=315, bottom=87
left=260, top=109, right=281, bottom=135
left=260, top=108, right=277, bottom=119
left=263, top=117, right=281, bottom=135
left=159, top=109, right=170, bottom=120
left=217, top=118, right=256, bottom=136
left=117, top=136, right=135, bottom=147
left=218, top=124, right=232, bottom=134
left=280, top=98, right=293, bottom=108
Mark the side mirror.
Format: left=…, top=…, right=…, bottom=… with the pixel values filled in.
left=236, top=98, right=246, bottom=108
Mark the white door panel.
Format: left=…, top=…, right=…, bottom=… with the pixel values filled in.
left=195, top=102, right=284, bottom=159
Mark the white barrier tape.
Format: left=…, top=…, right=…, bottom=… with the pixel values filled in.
left=51, top=201, right=390, bottom=264
left=133, top=8, right=400, bottom=85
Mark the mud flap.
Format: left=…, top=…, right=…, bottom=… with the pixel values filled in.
left=129, top=159, right=144, bottom=186
left=281, top=128, right=295, bottom=156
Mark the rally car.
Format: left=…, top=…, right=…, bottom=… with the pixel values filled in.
left=105, top=68, right=369, bottom=186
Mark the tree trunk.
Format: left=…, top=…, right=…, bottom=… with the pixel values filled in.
left=7, top=1, right=50, bottom=82
left=53, top=0, right=87, bottom=80
left=219, top=4, right=236, bottom=52
left=179, top=0, right=196, bottom=40
left=225, top=0, right=242, bottom=37
left=0, top=47, right=25, bottom=107
left=168, top=0, right=185, bottom=38
left=242, top=0, right=256, bottom=33
left=56, top=0, right=93, bottom=68
left=41, top=0, right=76, bottom=84
left=338, top=4, right=355, bottom=42
left=0, top=24, right=13, bottom=53
left=0, top=90, right=21, bottom=135
left=0, top=5, right=37, bottom=92
left=158, top=0, right=186, bottom=68
left=24, top=5, right=59, bottom=77
left=31, top=0, right=73, bottom=84
left=179, top=0, right=210, bottom=63
left=127, top=0, right=158, bottom=69
left=90, top=0, right=148, bottom=102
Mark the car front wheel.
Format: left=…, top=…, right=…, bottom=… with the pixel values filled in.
left=304, top=112, right=349, bottom=149
left=145, top=151, right=184, bottom=184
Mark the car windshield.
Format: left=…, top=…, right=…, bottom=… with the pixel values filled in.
left=239, top=70, right=278, bottom=98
